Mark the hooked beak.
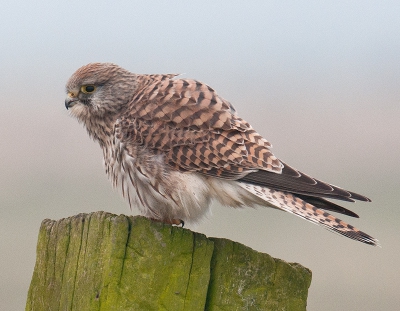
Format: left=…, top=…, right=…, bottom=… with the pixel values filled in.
left=65, top=92, right=79, bottom=110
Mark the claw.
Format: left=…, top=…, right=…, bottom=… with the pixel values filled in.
left=171, top=219, right=184, bottom=227
left=150, top=218, right=184, bottom=227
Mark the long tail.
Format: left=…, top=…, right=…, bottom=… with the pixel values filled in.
left=239, top=182, right=379, bottom=246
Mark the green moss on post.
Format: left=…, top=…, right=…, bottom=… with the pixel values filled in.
left=205, top=239, right=311, bottom=311
left=26, top=212, right=311, bottom=311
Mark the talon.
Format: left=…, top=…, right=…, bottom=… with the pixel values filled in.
left=150, top=218, right=184, bottom=227
left=171, top=219, right=184, bottom=227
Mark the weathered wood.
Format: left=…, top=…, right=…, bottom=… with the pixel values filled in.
left=26, top=212, right=311, bottom=311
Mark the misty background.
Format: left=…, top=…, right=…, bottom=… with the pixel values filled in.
left=1, top=1, right=399, bottom=310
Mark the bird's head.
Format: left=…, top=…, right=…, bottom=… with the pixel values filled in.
left=65, top=63, right=137, bottom=123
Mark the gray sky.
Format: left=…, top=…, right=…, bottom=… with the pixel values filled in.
left=1, top=1, right=399, bottom=310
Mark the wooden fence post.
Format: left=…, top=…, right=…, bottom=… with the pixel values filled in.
left=26, top=211, right=311, bottom=311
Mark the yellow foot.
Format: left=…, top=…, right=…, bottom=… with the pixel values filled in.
left=150, top=218, right=185, bottom=227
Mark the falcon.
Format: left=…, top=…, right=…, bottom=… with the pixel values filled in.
left=65, top=62, right=378, bottom=246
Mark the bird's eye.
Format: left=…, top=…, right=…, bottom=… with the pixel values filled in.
left=81, top=85, right=96, bottom=94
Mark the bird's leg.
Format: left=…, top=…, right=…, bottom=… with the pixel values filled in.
left=150, top=218, right=184, bottom=227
